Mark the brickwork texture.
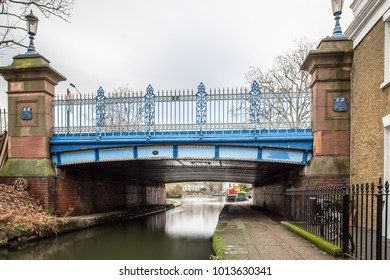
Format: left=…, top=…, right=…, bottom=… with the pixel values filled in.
left=351, top=20, right=390, bottom=184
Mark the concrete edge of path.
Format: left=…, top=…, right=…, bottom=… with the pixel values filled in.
left=212, top=223, right=249, bottom=260
left=166, top=199, right=182, bottom=207
left=281, top=221, right=342, bottom=257
left=58, top=205, right=173, bottom=233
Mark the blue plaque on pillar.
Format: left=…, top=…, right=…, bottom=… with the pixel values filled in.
left=21, top=107, right=33, bottom=120
left=333, top=97, right=347, bottom=112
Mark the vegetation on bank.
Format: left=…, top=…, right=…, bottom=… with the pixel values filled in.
left=281, top=221, right=342, bottom=257
left=212, top=232, right=228, bottom=259
left=0, top=183, right=173, bottom=248
left=166, top=184, right=183, bottom=198
left=0, top=184, right=63, bottom=247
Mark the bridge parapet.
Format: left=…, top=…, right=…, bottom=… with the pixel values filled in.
left=53, top=82, right=312, bottom=139
left=0, top=109, right=7, bottom=134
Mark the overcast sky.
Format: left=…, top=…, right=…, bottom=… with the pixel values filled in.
left=1, top=0, right=354, bottom=105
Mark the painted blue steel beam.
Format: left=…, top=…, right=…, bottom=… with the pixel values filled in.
left=50, top=129, right=313, bottom=152
left=50, top=129, right=313, bottom=167
left=52, top=144, right=312, bottom=167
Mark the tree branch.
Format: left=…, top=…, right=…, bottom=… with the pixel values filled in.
left=0, top=0, right=74, bottom=54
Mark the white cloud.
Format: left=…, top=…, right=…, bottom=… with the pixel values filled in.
left=0, top=0, right=354, bottom=105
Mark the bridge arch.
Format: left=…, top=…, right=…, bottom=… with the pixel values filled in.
left=47, top=83, right=313, bottom=215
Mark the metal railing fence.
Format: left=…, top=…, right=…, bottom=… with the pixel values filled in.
left=53, top=82, right=312, bottom=137
left=286, top=179, right=390, bottom=259
left=0, top=109, right=7, bottom=133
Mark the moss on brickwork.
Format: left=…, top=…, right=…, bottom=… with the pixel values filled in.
left=305, top=156, right=350, bottom=176
left=0, top=159, right=55, bottom=177
left=281, top=221, right=342, bottom=257
left=336, top=158, right=350, bottom=174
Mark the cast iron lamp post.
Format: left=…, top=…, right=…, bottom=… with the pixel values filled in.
left=70, top=83, right=81, bottom=96
left=25, top=10, right=39, bottom=55
left=331, top=0, right=345, bottom=38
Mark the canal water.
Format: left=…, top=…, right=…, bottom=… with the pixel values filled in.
left=0, top=196, right=225, bottom=260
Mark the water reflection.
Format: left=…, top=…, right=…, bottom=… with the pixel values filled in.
left=166, top=196, right=225, bottom=238
left=0, top=196, right=225, bottom=260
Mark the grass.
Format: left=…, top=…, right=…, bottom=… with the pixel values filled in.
left=1, top=223, right=30, bottom=233
left=46, top=205, right=56, bottom=216
left=212, top=233, right=228, bottom=259
left=281, top=221, right=342, bottom=257
left=14, top=224, right=29, bottom=233
left=0, top=223, right=30, bottom=233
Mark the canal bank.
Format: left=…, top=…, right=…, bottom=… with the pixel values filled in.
left=1, top=182, right=181, bottom=250
left=2, top=196, right=224, bottom=260
left=1, top=204, right=174, bottom=249
left=213, top=202, right=337, bottom=260
left=57, top=205, right=174, bottom=233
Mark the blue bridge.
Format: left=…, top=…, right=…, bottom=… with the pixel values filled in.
left=50, top=82, right=312, bottom=183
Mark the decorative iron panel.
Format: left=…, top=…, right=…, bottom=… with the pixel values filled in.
left=249, top=81, right=261, bottom=124
left=196, top=82, right=207, bottom=125
left=145, top=84, right=155, bottom=139
left=96, top=87, right=106, bottom=139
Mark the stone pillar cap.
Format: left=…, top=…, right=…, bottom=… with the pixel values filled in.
left=301, top=37, right=353, bottom=74
left=316, top=37, right=353, bottom=51
left=0, top=53, right=66, bottom=85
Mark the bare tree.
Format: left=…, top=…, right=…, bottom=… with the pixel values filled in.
left=244, top=38, right=315, bottom=129
left=0, top=0, right=74, bottom=55
left=54, top=86, right=145, bottom=134
left=204, top=182, right=223, bottom=193
left=247, top=38, right=314, bottom=92
left=105, top=87, right=144, bottom=132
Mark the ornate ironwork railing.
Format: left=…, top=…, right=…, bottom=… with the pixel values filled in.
left=52, top=82, right=312, bottom=137
left=0, top=109, right=7, bottom=133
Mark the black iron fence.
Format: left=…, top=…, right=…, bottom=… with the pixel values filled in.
left=285, top=179, right=389, bottom=259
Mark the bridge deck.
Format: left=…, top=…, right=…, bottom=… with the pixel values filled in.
left=51, top=129, right=313, bottom=169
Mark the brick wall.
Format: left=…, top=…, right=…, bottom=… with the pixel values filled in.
left=253, top=167, right=303, bottom=216
left=0, top=173, right=126, bottom=216
left=351, top=20, right=390, bottom=184
left=146, top=182, right=165, bottom=205
left=304, top=177, right=350, bottom=187
left=56, top=168, right=126, bottom=216
left=125, top=178, right=166, bottom=208
left=0, top=169, right=167, bottom=216
left=0, top=176, right=56, bottom=208
left=125, top=178, right=145, bottom=208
